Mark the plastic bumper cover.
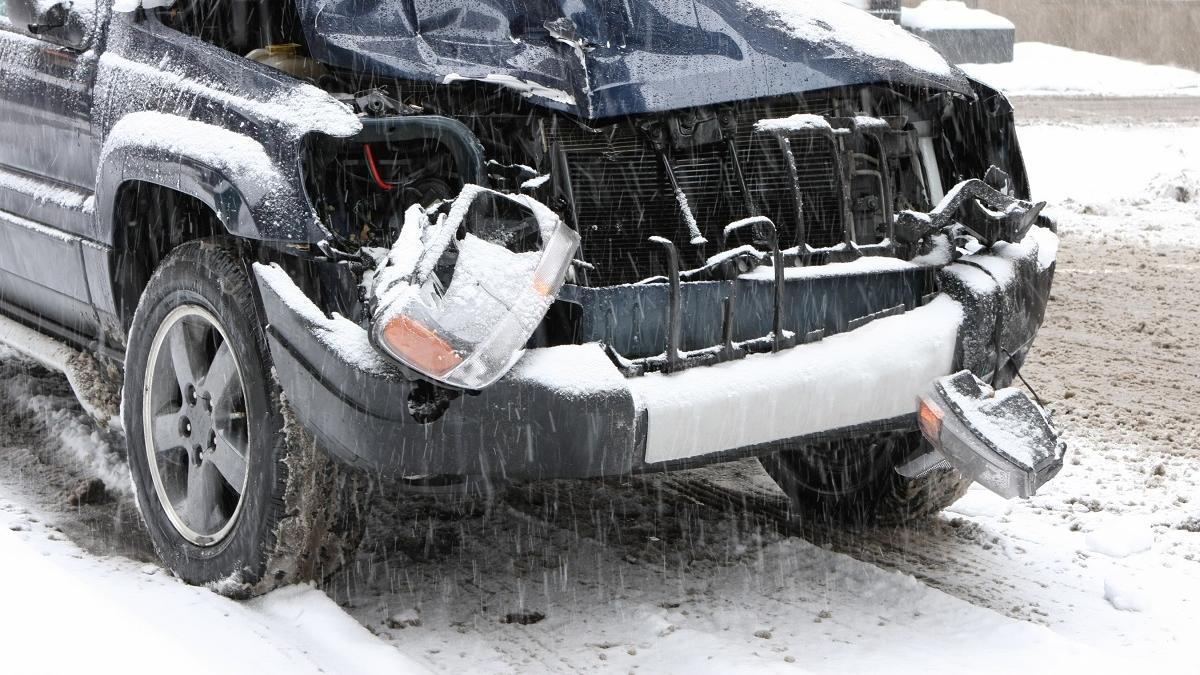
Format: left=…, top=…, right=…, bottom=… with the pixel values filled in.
left=255, top=226, right=1057, bottom=479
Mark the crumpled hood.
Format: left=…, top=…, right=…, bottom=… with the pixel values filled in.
left=297, top=0, right=972, bottom=120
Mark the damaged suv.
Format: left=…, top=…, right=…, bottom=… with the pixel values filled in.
left=0, top=0, right=1063, bottom=593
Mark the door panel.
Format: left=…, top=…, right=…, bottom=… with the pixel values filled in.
left=0, top=210, right=96, bottom=337
left=0, top=10, right=100, bottom=333
left=0, top=25, right=97, bottom=195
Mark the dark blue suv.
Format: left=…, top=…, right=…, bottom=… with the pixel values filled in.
left=0, top=0, right=1058, bottom=594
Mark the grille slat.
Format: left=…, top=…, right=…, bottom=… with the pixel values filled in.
left=556, top=96, right=843, bottom=286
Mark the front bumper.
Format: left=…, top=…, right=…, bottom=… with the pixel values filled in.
left=255, top=226, right=1057, bottom=480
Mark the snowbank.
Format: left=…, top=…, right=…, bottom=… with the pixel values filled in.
left=0, top=500, right=425, bottom=675
left=1085, top=519, right=1155, bottom=558
left=963, top=43, right=1200, bottom=98
left=1019, top=123, right=1200, bottom=247
left=902, top=1, right=1014, bottom=31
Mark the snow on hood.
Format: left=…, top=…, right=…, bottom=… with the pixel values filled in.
left=296, top=0, right=970, bottom=120
left=742, top=0, right=955, bottom=79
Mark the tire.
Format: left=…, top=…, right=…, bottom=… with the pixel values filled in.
left=123, top=240, right=369, bottom=596
left=760, top=431, right=972, bottom=527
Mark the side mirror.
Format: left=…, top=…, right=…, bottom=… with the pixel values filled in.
left=5, top=0, right=89, bottom=48
left=27, top=2, right=69, bottom=34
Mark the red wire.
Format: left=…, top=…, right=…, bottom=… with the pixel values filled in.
left=363, top=144, right=396, bottom=191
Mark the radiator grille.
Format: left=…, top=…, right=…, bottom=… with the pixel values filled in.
left=554, top=96, right=845, bottom=286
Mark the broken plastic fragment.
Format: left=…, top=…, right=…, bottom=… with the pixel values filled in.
left=369, top=186, right=579, bottom=390
left=918, top=370, right=1065, bottom=499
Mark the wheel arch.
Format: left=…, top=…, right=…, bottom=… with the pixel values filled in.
left=105, top=180, right=238, bottom=333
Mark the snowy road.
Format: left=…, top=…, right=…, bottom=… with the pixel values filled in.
left=2, top=111, right=1199, bottom=672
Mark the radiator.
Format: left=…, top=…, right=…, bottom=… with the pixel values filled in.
left=552, top=95, right=846, bottom=286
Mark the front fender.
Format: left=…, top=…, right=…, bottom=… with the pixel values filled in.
left=95, top=113, right=326, bottom=245
left=92, top=13, right=364, bottom=244
left=940, top=76, right=1031, bottom=200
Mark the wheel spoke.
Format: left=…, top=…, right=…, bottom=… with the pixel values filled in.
left=168, top=323, right=206, bottom=391
left=207, top=432, right=247, bottom=495
left=183, top=461, right=223, bottom=533
left=204, top=342, right=239, bottom=407
left=151, top=409, right=186, bottom=453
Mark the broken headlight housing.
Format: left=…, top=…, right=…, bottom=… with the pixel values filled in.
left=917, top=371, right=1065, bottom=499
left=369, top=186, right=579, bottom=390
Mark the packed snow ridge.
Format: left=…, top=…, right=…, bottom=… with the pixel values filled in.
left=754, top=114, right=835, bottom=135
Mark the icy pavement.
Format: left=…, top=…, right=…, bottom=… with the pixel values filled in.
left=1, top=119, right=1199, bottom=672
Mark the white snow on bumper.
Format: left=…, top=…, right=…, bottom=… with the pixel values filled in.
left=629, top=295, right=963, bottom=464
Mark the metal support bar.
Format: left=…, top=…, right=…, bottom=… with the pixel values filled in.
left=853, top=167, right=887, bottom=240
left=874, top=137, right=896, bottom=240
left=835, top=135, right=857, bottom=247
left=855, top=128, right=898, bottom=241
left=725, top=137, right=759, bottom=218
left=649, top=236, right=684, bottom=373
left=772, top=135, right=807, bottom=250
left=724, top=217, right=789, bottom=352
left=653, top=148, right=707, bottom=247
left=721, top=292, right=737, bottom=361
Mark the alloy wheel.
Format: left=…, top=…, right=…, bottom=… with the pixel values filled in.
left=142, top=305, right=251, bottom=546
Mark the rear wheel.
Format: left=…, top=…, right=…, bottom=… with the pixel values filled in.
left=124, top=241, right=369, bottom=596
left=760, top=431, right=972, bottom=527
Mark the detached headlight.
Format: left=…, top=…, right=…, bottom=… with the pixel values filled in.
left=917, top=370, right=1065, bottom=499
left=370, top=188, right=579, bottom=390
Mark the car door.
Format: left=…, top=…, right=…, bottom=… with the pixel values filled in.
left=0, top=1, right=101, bottom=338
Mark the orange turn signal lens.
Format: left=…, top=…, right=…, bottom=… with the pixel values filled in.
left=380, top=315, right=463, bottom=377
left=917, top=397, right=944, bottom=444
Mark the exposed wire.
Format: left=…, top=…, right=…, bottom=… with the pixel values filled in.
left=1003, top=348, right=1047, bottom=408
left=957, top=258, right=1047, bottom=407
left=363, top=144, right=396, bottom=191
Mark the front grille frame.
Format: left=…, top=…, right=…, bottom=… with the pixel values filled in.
left=550, top=94, right=854, bottom=287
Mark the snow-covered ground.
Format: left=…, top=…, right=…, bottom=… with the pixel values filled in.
left=1022, top=123, right=1200, bottom=248
left=963, top=42, right=1200, bottom=98
left=2, top=83, right=1200, bottom=675
left=0, top=504, right=423, bottom=674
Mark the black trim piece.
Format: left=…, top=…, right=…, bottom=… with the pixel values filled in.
left=0, top=299, right=122, bottom=362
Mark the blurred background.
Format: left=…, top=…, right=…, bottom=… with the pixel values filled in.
left=850, top=0, right=1200, bottom=70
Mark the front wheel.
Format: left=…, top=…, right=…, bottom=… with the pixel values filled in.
left=123, top=241, right=369, bottom=596
left=760, top=431, right=972, bottom=527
